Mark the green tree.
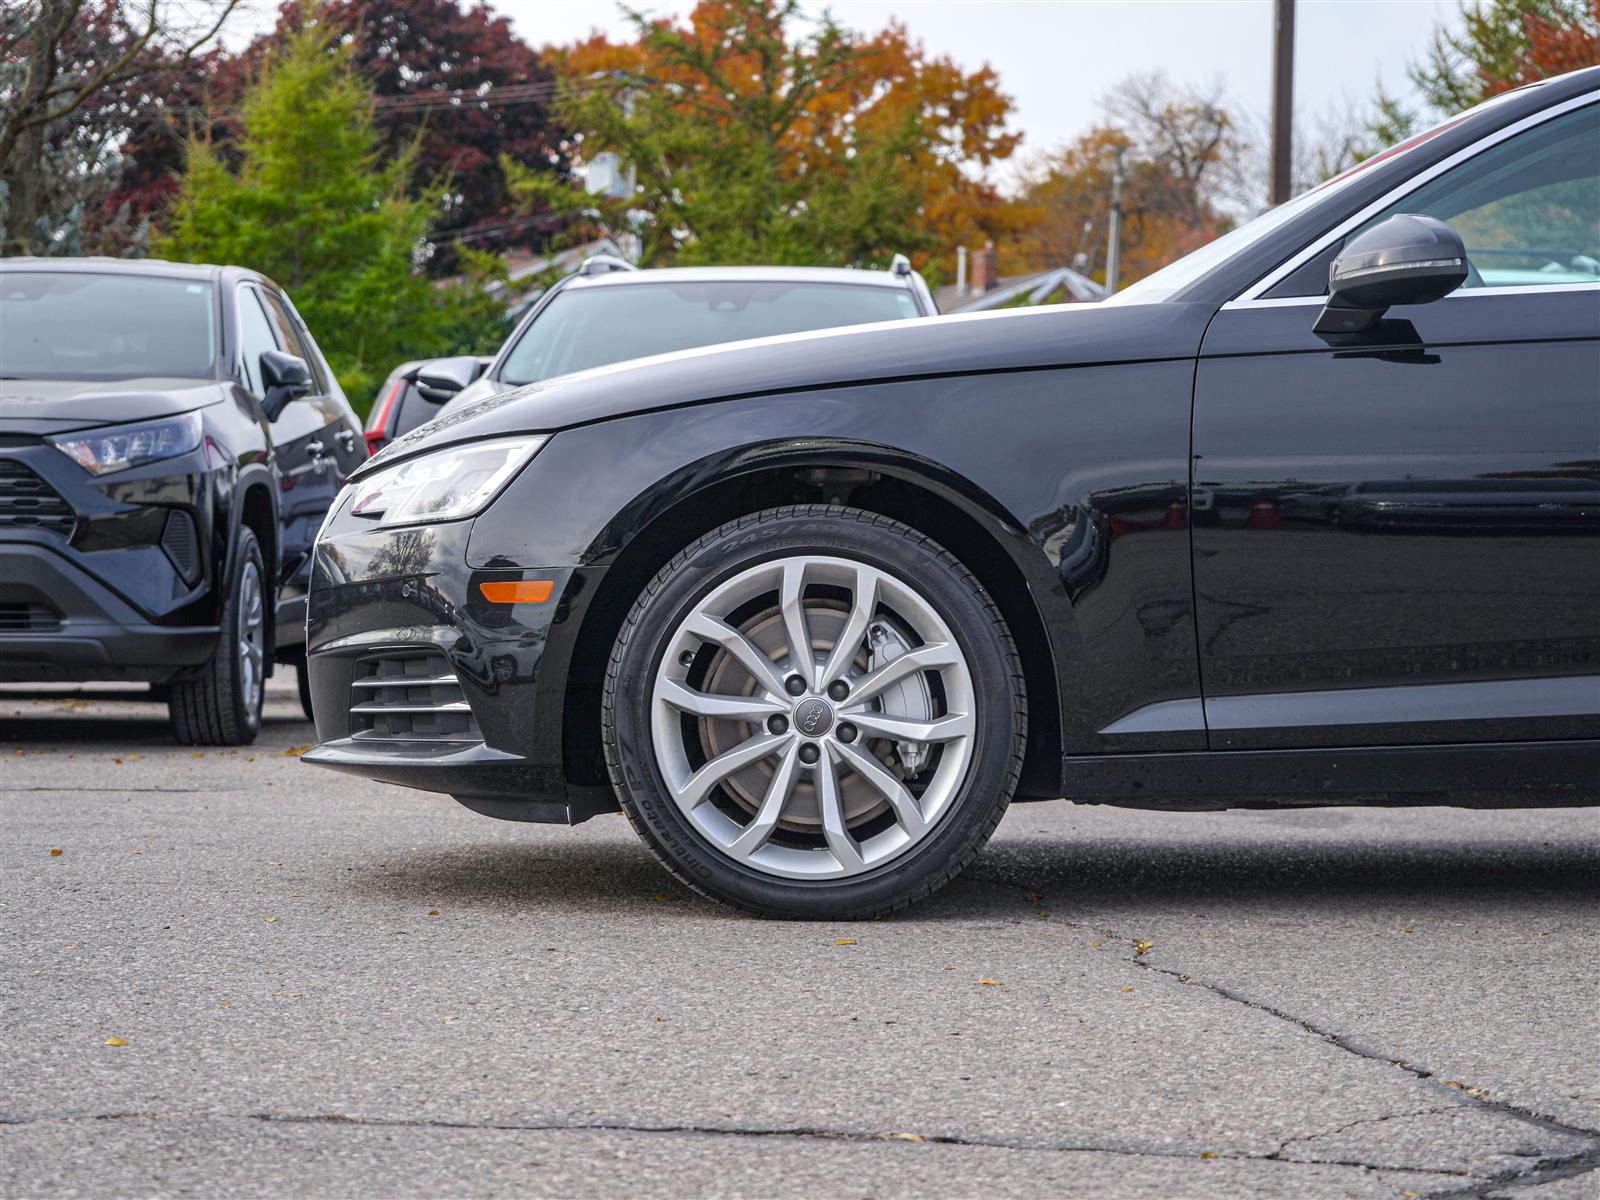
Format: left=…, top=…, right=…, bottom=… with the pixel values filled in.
left=155, top=18, right=506, bottom=408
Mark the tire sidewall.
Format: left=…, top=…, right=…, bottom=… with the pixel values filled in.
left=229, top=529, right=266, bottom=739
left=608, top=508, right=1022, bottom=918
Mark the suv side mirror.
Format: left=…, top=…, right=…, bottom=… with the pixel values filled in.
left=1314, top=214, right=1469, bottom=335
left=414, top=355, right=485, bottom=403
left=260, top=349, right=313, bottom=421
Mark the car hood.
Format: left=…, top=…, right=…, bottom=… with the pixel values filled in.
left=360, top=300, right=1214, bottom=476
left=0, top=377, right=226, bottom=432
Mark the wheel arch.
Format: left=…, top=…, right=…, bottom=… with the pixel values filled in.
left=561, top=445, right=1064, bottom=801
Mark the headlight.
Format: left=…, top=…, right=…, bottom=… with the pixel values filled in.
left=49, top=412, right=202, bottom=476
left=347, top=435, right=547, bottom=528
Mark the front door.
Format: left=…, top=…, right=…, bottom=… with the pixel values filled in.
left=1191, top=100, right=1600, bottom=749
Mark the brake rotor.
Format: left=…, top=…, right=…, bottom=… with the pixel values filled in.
left=697, top=604, right=892, bottom=831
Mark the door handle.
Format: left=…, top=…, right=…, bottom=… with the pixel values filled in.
left=335, top=428, right=356, bottom=450
left=306, top=439, right=325, bottom=459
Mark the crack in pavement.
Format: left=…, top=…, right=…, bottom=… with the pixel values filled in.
left=960, top=869, right=1600, bottom=1195
left=0, top=1108, right=1486, bottom=1181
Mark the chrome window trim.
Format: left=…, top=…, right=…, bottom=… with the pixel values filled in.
left=1227, top=92, right=1599, bottom=308
left=1226, top=280, right=1600, bottom=311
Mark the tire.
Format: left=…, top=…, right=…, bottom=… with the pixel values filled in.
left=168, top=527, right=266, bottom=746
left=604, top=505, right=1026, bottom=919
left=294, top=655, right=315, bottom=722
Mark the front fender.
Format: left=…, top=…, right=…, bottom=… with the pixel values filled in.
left=469, top=366, right=1200, bottom=754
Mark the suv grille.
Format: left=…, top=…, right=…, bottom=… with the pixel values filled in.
left=0, top=459, right=75, bottom=536
left=0, top=602, right=60, bottom=632
left=348, top=650, right=481, bottom=744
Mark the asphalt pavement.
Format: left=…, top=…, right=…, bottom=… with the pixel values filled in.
left=3, top=678, right=1598, bottom=1199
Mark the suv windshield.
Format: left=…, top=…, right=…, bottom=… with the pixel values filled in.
left=499, top=280, right=921, bottom=385
left=0, top=272, right=218, bottom=381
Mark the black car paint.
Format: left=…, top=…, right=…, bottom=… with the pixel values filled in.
left=306, top=69, right=1600, bottom=816
left=0, top=261, right=364, bottom=682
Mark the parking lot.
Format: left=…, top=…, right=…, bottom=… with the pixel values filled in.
left=3, top=677, right=1597, bottom=1199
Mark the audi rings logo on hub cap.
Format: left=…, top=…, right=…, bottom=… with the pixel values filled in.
left=794, top=697, right=833, bottom=737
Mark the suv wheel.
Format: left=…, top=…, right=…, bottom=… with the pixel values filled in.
left=169, top=528, right=266, bottom=746
left=604, top=506, right=1026, bottom=919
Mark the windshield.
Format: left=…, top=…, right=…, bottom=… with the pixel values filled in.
left=0, top=271, right=218, bottom=381
left=1114, top=87, right=1533, bottom=304
left=499, top=280, right=921, bottom=385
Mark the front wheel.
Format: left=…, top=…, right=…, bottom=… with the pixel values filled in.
left=604, top=506, right=1026, bottom=919
left=168, top=528, right=266, bottom=746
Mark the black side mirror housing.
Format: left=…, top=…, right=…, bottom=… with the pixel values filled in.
left=414, top=355, right=485, bottom=403
left=260, top=349, right=314, bottom=421
left=1314, top=213, right=1469, bottom=335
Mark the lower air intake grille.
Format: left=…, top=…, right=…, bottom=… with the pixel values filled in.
left=0, top=602, right=60, bottom=631
left=0, top=459, right=75, bottom=536
left=161, top=509, right=201, bottom=583
left=348, top=650, right=481, bottom=744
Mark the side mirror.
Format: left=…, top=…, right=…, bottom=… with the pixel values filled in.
left=1314, top=214, right=1469, bottom=335
left=414, top=355, right=485, bottom=403
left=260, top=349, right=313, bottom=421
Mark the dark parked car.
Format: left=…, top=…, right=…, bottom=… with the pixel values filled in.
left=360, top=257, right=938, bottom=450
left=306, top=69, right=1599, bottom=918
left=0, top=259, right=365, bottom=743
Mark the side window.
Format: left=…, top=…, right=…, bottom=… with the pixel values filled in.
left=259, top=290, right=328, bottom=393
left=235, top=288, right=280, bottom=397
left=1274, top=103, right=1600, bottom=297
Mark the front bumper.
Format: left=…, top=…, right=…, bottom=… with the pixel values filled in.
left=0, top=540, right=218, bottom=681
left=302, top=515, right=615, bottom=823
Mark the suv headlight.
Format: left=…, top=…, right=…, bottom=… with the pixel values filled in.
left=50, top=412, right=202, bottom=476
left=348, top=435, right=547, bottom=528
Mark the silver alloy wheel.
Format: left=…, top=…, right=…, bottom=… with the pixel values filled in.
left=237, top=559, right=265, bottom=721
left=650, top=555, right=976, bottom=880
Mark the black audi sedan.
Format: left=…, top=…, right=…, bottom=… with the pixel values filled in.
left=306, top=68, right=1599, bottom=918
left=1, top=259, right=365, bottom=743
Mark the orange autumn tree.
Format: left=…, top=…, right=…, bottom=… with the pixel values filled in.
left=515, top=0, right=1022, bottom=274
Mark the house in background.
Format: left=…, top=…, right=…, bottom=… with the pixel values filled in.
left=936, top=241, right=1106, bottom=313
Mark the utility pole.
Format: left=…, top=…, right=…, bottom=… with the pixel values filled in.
left=1270, top=0, right=1296, bottom=206
left=1105, top=146, right=1125, bottom=294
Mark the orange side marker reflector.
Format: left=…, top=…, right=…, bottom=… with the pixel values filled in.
left=480, top=580, right=555, bottom=604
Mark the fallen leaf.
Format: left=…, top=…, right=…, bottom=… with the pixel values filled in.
left=652, top=894, right=671, bottom=902
left=282, top=744, right=311, bottom=757
left=979, top=978, right=1001, bottom=986
left=261, top=915, right=280, bottom=924
left=103, top=1036, right=127, bottom=1047
left=113, top=757, right=123, bottom=765
left=1090, top=939, right=1102, bottom=948
left=1134, top=940, right=1153, bottom=956
left=835, top=938, right=857, bottom=945
left=129, top=849, right=142, bottom=856
left=190, top=752, right=205, bottom=758
left=881, top=1131, right=925, bottom=1143
left=940, top=965, right=956, bottom=971
left=1400, top=1192, right=1421, bottom=1199
left=1024, top=893, right=1042, bottom=903
left=272, top=991, right=303, bottom=999
left=1443, top=1081, right=1490, bottom=1099
left=1199, top=1150, right=1216, bottom=1160
left=1118, top=986, right=1134, bottom=993
left=427, top=909, right=440, bottom=917
left=49, top=848, right=62, bottom=857
left=218, top=1003, right=231, bottom=1009
left=654, top=1016, right=668, bottom=1022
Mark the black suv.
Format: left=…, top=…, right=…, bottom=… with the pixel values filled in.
left=0, top=259, right=365, bottom=744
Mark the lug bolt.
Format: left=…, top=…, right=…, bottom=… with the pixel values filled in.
left=837, top=722, right=857, bottom=744
left=679, top=650, right=696, bottom=667
left=798, top=743, right=820, bottom=765
left=785, top=675, right=807, bottom=696
left=827, top=680, right=849, bottom=701
left=767, top=715, right=789, bottom=735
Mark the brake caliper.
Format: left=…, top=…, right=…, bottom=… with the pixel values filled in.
left=864, top=620, right=935, bottom=777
